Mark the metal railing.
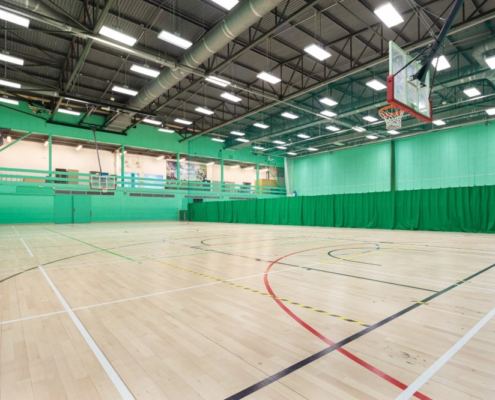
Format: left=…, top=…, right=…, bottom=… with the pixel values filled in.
left=0, top=167, right=287, bottom=196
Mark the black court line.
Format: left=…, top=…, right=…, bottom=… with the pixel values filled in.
left=301, top=266, right=437, bottom=292
left=225, top=262, right=495, bottom=400
left=328, top=248, right=381, bottom=266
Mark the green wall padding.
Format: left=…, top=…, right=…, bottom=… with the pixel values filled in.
left=292, top=142, right=392, bottom=196
left=189, top=185, right=495, bottom=233
left=0, top=194, right=54, bottom=223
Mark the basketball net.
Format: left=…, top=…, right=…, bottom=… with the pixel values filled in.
left=379, top=105, right=404, bottom=130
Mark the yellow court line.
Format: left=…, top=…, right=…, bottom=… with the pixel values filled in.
left=148, top=258, right=371, bottom=328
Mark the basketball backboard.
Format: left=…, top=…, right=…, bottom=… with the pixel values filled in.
left=387, top=41, right=433, bottom=123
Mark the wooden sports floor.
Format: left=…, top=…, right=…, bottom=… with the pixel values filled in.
left=1, top=222, right=494, bottom=400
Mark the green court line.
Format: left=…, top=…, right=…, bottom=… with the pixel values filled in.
left=44, top=228, right=135, bottom=261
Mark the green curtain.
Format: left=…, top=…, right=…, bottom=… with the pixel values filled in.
left=189, top=185, right=495, bottom=233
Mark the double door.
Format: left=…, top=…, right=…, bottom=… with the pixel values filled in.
left=54, top=195, right=92, bottom=224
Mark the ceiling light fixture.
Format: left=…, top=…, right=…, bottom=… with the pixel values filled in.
left=253, top=146, right=265, bottom=150
left=319, top=97, right=338, bottom=106
left=432, top=56, right=451, bottom=71
left=363, top=115, right=378, bottom=122
left=374, top=3, right=404, bottom=28
left=366, top=79, right=386, bottom=91
left=366, top=135, right=378, bottom=139
left=195, top=107, right=214, bottom=115
left=7, top=136, right=11, bottom=143
left=112, top=85, right=138, bottom=96
left=432, top=119, right=446, bottom=126
left=231, top=165, right=240, bottom=169
left=0, top=52, right=24, bottom=66
left=205, top=76, right=231, bottom=87
left=131, top=64, right=160, bottom=78
left=388, top=130, right=400, bottom=134
left=253, top=122, right=269, bottom=129
left=0, top=96, right=18, bottom=105
left=76, top=145, right=82, bottom=151
left=175, top=118, right=192, bottom=125
left=308, top=147, right=318, bottom=151
left=44, top=140, right=48, bottom=147
left=257, top=71, right=281, bottom=84
left=212, top=138, right=225, bottom=142
left=287, top=152, right=297, bottom=156
left=158, top=30, right=192, bottom=49
left=142, top=118, right=162, bottom=126
left=236, top=138, right=250, bottom=143
left=99, top=26, right=137, bottom=46
left=281, top=112, right=298, bottom=119
left=273, top=140, right=285, bottom=144
left=210, top=0, right=239, bottom=10
left=352, top=127, right=366, bottom=132
left=159, top=128, right=175, bottom=133
left=276, top=146, right=287, bottom=150
left=486, top=108, right=495, bottom=115
left=319, top=110, right=337, bottom=118
left=221, top=92, right=242, bottom=102
left=326, top=125, right=340, bottom=132
left=304, top=44, right=331, bottom=61
left=463, top=87, right=481, bottom=98
left=485, top=55, right=495, bottom=70
left=297, top=133, right=310, bottom=139
left=230, top=131, right=245, bottom=136
left=206, top=162, right=215, bottom=166
left=156, top=155, right=165, bottom=160
left=0, top=79, right=21, bottom=88
left=65, top=97, right=88, bottom=104
left=59, top=108, right=81, bottom=116
left=0, top=10, right=30, bottom=28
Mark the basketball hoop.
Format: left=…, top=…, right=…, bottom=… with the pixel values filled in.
left=379, top=105, right=404, bottom=130
left=90, top=175, right=116, bottom=193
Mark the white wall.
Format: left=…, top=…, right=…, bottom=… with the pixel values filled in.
left=0, top=141, right=259, bottom=185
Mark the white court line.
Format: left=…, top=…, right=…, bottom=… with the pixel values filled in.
left=12, top=225, right=19, bottom=236
left=395, top=305, right=495, bottom=400
left=20, top=238, right=34, bottom=257
left=0, top=310, right=67, bottom=325
left=39, top=266, right=135, bottom=400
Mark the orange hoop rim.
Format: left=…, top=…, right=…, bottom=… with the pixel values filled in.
left=378, top=105, right=404, bottom=117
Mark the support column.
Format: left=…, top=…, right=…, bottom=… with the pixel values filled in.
left=220, top=152, right=224, bottom=192
left=120, top=145, right=125, bottom=188
left=48, top=132, right=52, bottom=180
left=256, top=163, right=259, bottom=194
left=176, top=152, right=181, bottom=182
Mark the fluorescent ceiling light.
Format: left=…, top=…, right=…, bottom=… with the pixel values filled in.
left=0, top=10, right=30, bottom=28
left=486, top=108, right=495, bottom=115
left=308, top=147, right=318, bottom=151
left=281, top=112, right=298, bottom=119
left=463, top=87, right=481, bottom=98
left=432, top=56, right=451, bottom=71
left=326, top=125, right=340, bottom=132
left=112, top=86, right=138, bottom=96
left=388, top=130, right=400, bottom=134
left=273, top=140, right=285, bottom=144
left=221, top=92, right=242, bottom=102
left=287, top=152, right=297, bottom=156
left=244, top=167, right=254, bottom=170
left=257, top=71, right=281, bottom=84
left=0, top=96, right=18, bottom=105
left=366, top=79, right=386, bottom=91
left=231, top=165, right=240, bottom=169
left=7, top=136, right=11, bottom=143
left=65, top=97, right=88, bottom=104
left=366, top=135, right=378, bottom=139
left=304, top=44, right=331, bottom=61
left=297, top=133, right=310, bottom=139
left=485, top=55, right=495, bottom=70
left=175, top=118, right=192, bottom=125
left=195, top=106, right=214, bottom=115
left=276, top=146, right=287, bottom=150
left=206, top=162, right=215, bottom=166
left=374, top=3, right=404, bottom=28
left=99, top=26, right=137, bottom=46
left=212, top=138, right=225, bottom=142
left=44, top=140, right=48, bottom=147
left=59, top=108, right=81, bottom=116
left=0, top=79, right=20, bottom=88
left=156, top=155, right=165, bottom=160
left=131, top=64, right=160, bottom=78
left=0, top=53, right=24, bottom=66
left=363, top=115, right=378, bottom=122
left=319, top=110, right=337, bottom=118
left=230, top=131, right=245, bottom=136
left=159, top=128, right=175, bottom=133
left=236, top=138, right=250, bottom=143
left=143, top=118, right=162, bottom=126
left=319, top=97, right=337, bottom=106
left=205, top=76, right=230, bottom=87
left=158, top=30, right=192, bottom=49
left=180, top=158, right=187, bottom=162
left=334, top=141, right=345, bottom=146
left=253, top=122, right=269, bottom=129
left=211, top=0, right=239, bottom=10
left=76, top=145, right=82, bottom=151
left=352, top=126, right=366, bottom=132
left=432, top=119, right=446, bottom=126
left=253, top=146, right=265, bottom=150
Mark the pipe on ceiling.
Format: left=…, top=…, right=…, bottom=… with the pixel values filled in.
left=105, top=0, right=287, bottom=132
left=472, top=39, right=495, bottom=68
left=4, top=0, right=67, bottom=22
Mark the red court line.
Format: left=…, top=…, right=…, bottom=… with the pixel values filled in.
left=263, top=246, right=431, bottom=400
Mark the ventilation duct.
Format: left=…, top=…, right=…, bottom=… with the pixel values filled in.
left=3, top=0, right=67, bottom=22
left=105, top=0, right=285, bottom=132
left=472, top=39, right=495, bottom=68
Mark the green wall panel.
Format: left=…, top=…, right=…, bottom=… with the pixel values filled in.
left=292, top=142, right=392, bottom=196
left=189, top=185, right=495, bottom=233
left=0, top=194, right=54, bottom=223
